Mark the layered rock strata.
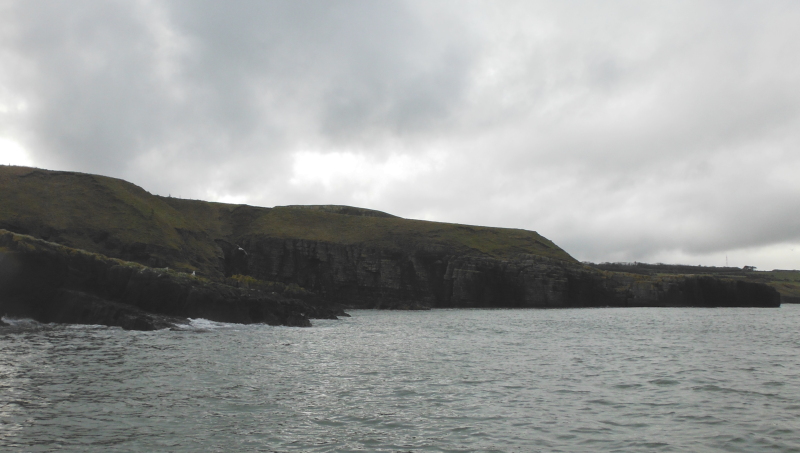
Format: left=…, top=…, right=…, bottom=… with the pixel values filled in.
left=0, top=231, right=343, bottom=330
left=0, top=165, right=782, bottom=331
left=211, top=236, right=780, bottom=309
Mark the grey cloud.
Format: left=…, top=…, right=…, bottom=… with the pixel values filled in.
left=1, top=0, right=799, bottom=269
left=3, top=0, right=476, bottom=188
left=168, top=0, right=475, bottom=142
left=5, top=1, right=168, bottom=173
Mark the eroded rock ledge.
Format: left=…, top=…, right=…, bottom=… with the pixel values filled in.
left=0, top=166, right=782, bottom=331
left=221, top=235, right=781, bottom=310
left=0, top=228, right=780, bottom=332
left=0, top=231, right=345, bottom=330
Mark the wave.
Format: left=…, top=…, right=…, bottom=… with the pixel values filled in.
left=1, top=316, right=43, bottom=328
left=178, top=318, right=242, bottom=331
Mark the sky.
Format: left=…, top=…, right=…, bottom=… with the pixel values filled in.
left=1, top=1, right=799, bottom=270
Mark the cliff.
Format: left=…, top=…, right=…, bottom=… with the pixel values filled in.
left=591, top=262, right=800, bottom=304
left=0, top=230, right=342, bottom=329
left=0, top=166, right=781, bottom=329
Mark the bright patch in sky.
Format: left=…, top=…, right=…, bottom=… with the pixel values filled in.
left=0, top=138, right=33, bottom=166
left=1, top=1, right=798, bottom=269
left=203, top=190, right=251, bottom=206
left=648, top=242, right=800, bottom=271
left=290, top=150, right=446, bottom=204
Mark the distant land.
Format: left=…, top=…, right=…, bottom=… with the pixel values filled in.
left=589, top=262, right=800, bottom=304
left=0, top=166, right=782, bottom=330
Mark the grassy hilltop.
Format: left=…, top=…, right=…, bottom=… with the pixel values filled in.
left=0, top=165, right=574, bottom=279
left=0, top=166, right=223, bottom=273
left=0, top=166, right=782, bottom=323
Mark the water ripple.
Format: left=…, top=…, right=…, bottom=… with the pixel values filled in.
left=1, top=306, right=799, bottom=452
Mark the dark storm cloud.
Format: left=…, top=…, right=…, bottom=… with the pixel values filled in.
left=1, top=0, right=799, bottom=268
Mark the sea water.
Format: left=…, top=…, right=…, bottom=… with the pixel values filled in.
left=1, top=306, right=799, bottom=452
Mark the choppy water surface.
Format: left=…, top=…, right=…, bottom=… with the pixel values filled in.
left=2, top=306, right=799, bottom=452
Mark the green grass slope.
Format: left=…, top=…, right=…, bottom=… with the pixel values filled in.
left=159, top=199, right=574, bottom=261
left=741, top=270, right=800, bottom=301
left=253, top=207, right=572, bottom=260
left=0, top=166, right=222, bottom=273
left=1, top=166, right=576, bottom=277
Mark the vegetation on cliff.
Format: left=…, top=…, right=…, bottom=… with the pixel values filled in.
left=0, top=166, right=574, bottom=279
left=590, top=262, right=800, bottom=304
left=0, top=165, right=783, bottom=330
left=0, top=166, right=223, bottom=274
left=0, top=230, right=343, bottom=329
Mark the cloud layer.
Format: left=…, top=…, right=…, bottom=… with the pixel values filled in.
left=1, top=0, right=799, bottom=269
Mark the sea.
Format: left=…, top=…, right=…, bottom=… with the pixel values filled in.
left=1, top=305, right=799, bottom=452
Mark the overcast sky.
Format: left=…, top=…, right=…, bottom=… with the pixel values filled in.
left=1, top=1, right=799, bottom=269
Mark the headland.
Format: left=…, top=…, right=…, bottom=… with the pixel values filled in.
left=0, top=166, right=781, bottom=329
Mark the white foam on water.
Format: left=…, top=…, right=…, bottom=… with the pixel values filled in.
left=64, top=323, right=115, bottom=330
left=184, top=318, right=241, bottom=330
left=0, top=316, right=42, bottom=327
left=0, top=317, right=114, bottom=331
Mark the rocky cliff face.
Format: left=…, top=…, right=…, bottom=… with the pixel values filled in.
left=217, top=235, right=780, bottom=309
left=0, top=231, right=344, bottom=330
left=0, top=165, right=782, bottom=328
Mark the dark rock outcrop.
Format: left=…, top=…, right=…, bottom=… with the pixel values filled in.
left=36, top=289, right=186, bottom=331
left=209, top=236, right=780, bottom=309
left=0, top=231, right=344, bottom=330
left=782, top=295, right=800, bottom=304
left=0, top=165, right=782, bottom=331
